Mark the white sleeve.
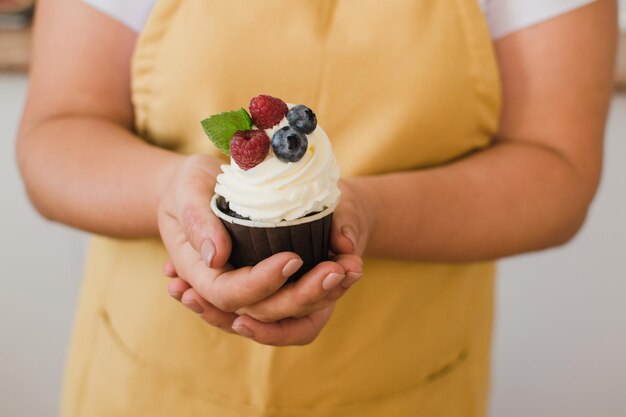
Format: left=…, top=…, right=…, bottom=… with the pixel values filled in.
left=81, top=0, right=156, bottom=33
left=481, top=0, right=599, bottom=40
left=83, top=0, right=602, bottom=39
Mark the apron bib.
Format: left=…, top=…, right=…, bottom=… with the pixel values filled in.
left=62, top=1, right=500, bottom=416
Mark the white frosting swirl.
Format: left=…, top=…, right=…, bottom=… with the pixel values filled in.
left=214, top=115, right=341, bottom=222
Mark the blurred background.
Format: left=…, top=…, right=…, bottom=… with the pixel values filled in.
left=1, top=2, right=625, bottom=417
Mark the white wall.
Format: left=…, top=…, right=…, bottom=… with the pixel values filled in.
left=1, top=74, right=625, bottom=417
left=0, top=75, right=87, bottom=416
left=490, top=95, right=626, bottom=417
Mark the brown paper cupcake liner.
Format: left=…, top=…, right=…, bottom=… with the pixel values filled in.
left=210, top=195, right=335, bottom=282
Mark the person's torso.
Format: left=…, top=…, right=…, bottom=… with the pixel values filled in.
left=63, top=1, right=501, bottom=416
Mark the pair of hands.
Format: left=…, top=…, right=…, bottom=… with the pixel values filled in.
left=157, top=155, right=373, bottom=346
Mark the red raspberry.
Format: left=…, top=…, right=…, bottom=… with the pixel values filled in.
left=230, top=130, right=270, bottom=170
left=249, top=95, right=288, bottom=129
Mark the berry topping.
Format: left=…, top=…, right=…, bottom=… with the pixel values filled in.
left=287, top=104, right=317, bottom=134
left=271, top=126, right=308, bottom=163
left=249, top=95, right=288, bottom=129
left=230, top=129, right=270, bottom=170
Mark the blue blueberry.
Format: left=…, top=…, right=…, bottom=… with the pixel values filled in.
left=271, top=126, right=308, bottom=163
left=287, top=105, right=317, bottom=134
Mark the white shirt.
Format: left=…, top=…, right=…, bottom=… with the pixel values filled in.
left=83, top=0, right=597, bottom=39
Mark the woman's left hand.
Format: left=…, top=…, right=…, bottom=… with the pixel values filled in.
left=166, top=253, right=362, bottom=346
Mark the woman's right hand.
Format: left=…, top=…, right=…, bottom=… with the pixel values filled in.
left=157, top=154, right=363, bottom=344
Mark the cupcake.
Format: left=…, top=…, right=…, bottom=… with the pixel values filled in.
left=201, top=95, right=340, bottom=281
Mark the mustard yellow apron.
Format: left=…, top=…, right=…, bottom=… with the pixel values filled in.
left=61, top=1, right=500, bottom=416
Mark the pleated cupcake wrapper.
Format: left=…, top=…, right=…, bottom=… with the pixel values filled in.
left=210, top=195, right=335, bottom=282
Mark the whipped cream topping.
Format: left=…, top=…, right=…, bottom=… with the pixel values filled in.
left=214, top=114, right=340, bottom=222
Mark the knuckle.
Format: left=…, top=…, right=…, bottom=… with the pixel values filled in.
left=181, top=205, right=209, bottom=245
left=211, top=297, right=237, bottom=313
left=249, top=269, right=285, bottom=298
left=327, top=287, right=348, bottom=301
left=206, top=278, right=242, bottom=313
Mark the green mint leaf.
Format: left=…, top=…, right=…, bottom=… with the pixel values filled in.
left=201, top=108, right=252, bottom=156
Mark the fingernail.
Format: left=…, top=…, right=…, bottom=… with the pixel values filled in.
left=282, top=258, right=303, bottom=278
left=163, top=261, right=176, bottom=277
left=184, top=300, right=204, bottom=314
left=168, top=290, right=182, bottom=300
left=201, top=239, right=215, bottom=268
left=341, top=272, right=363, bottom=289
left=322, top=272, right=346, bottom=290
left=341, top=226, right=358, bottom=252
left=232, top=324, right=254, bottom=338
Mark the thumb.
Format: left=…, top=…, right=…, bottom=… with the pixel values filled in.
left=179, top=198, right=232, bottom=269
left=330, top=212, right=360, bottom=255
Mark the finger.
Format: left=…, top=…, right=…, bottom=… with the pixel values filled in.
left=181, top=288, right=238, bottom=333
left=291, top=254, right=365, bottom=318
left=207, top=252, right=303, bottom=312
left=167, top=278, right=190, bottom=301
left=331, top=253, right=364, bottom=289
left=232, top=307, right=334, bottom=346
left=163, top=259, right=178, bottom=277
left=161, top=209, right=305, bottom=313
left=235, top=261, right=346, bottom=323
left=160, top=209, right=229, bottom=297
left=237, top=254, right=364, bottom=322
left=160, top=209, right=224, bottom=283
